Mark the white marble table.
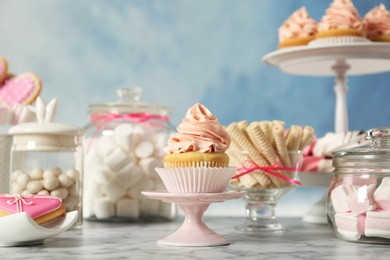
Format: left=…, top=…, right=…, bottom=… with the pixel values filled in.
left=1, top=217, right=388, bottom=259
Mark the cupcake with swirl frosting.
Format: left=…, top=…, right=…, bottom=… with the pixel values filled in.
left=311, top=0, right=368, bottom=45
left=156, top=103, right=235, bottom=193
left=363, top=3, right=390, bottom=42
left=278, top=7, right=318, bottom=48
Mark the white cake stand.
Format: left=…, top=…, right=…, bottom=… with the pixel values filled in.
left=263, top=42, right=390, bottom=223
left=142, top=190, right=245, bottom=247
left=263, top=42, right=390, bottom=133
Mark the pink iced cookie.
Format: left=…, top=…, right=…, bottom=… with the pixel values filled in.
left=374, top=177, right=390, bottom=210
left=347, top=184, right=377, bottom=214
left=0, top=56, right=8, bottom=84
left=0, top=194, right=65, bottom=224
left=0, top=72, right=42, bottom=109
left=334, top=212, right=365, bottom=241
left=365, top=210, right=390, bottom=239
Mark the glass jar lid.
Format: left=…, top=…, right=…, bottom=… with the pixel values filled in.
left=333, top=128, right=390, bottom=169
left=88, top=87, right=171, bottom=117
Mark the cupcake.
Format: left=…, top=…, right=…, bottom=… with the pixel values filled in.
left=278, top=7, right=318, bottom=49
left=363, top=4, right=390, bottom=42
left=313, top=0, right=368, bottom=45
left=156, top=103, right=235, bottom=193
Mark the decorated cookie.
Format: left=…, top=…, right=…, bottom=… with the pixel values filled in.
left=0, top=56, right=8, bottom=84
left=0, top=194, right=65, bottom=225
left=0, top=72, right=42, bottom=108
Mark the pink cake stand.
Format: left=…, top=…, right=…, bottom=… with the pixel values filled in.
left=141, top=190, right=245, bottom=247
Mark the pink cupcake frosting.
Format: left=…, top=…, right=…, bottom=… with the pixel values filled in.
left=318, top=0, right=363, bottom=31
left=164, top=103, right=231, bottom=154
left=364, top=3, right=390, bottom=37
left=278, top=7, right=318, bottom=42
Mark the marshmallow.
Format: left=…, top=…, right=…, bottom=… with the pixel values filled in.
left=365, top=210, right=390, bottom=239
left=135, top=141, right=154, bottom=159
left=114, top=124, right=135, bottom=152
left=116, top=198, right=139, bottom=219
left=94, top=197, right=115, bottom=219
left=343, top=174, right=377, bottom=186
left=138, top=157, right=163, bottom=177
left=92, top=166, right=114, bottom=184
left=103, top=147, right=129, bottom=172
left=334, top=212, right=365, bottom=241
left=127, top=176, right=154, bottom=199
left=102, top=179, right=127, bottom=203
left=115, top=162, right=144, bottom=189
left=331, top=184, right=355, bottom=213
left=347, top=184, right=376, bottom=214
left=374, top=177, right=390, bottom=210
left=97, top=135, right=117, bottom=156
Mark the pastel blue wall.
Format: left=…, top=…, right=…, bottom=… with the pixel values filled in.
left=1, top=0, right=389, bottom=218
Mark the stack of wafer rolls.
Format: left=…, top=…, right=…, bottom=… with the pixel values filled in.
left=225, top=120, right=314, bottom=189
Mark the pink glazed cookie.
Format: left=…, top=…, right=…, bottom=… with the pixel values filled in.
left=0, top=194, right=65, bottom=224
left=0, top=72, right=42, bottom=108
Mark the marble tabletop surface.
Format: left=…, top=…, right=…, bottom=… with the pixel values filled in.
left=1, top=216, right=389, bottom=260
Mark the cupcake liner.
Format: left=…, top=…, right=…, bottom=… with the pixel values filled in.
left=163, top=161, right=229, bottom=168
left=309, top=36, right=370, bottom=46
left=155, top=167, right=237, bottom=193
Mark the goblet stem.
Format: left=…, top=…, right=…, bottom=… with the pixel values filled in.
left=235, top=190, right=286, bottom=232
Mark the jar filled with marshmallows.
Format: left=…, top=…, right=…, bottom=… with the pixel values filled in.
left=83, top=87, right=176, bottom=222
left=328, top=128, right=390, bottom=244
left=8, top=98, right=84, bottom=228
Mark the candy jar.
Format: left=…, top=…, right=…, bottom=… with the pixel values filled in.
left=328, top=128, right=390, bottom=244
left=83, top=87, right=176, bottom=222
left=8, top=98, right=84, bottom=228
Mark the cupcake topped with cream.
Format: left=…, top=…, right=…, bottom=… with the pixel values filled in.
left=164, top=103, right=230, bottom=155
left=313, top=0, right=367, bottom=44
left=363, top=3, right=390, bottom=42
left=157, top=103, right=236, bottom=193
left=278, top=7, right=318, bottom=48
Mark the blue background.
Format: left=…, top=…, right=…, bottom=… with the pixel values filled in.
left=1, top=0, right=389, bottom=217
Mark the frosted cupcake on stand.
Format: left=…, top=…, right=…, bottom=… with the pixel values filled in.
left=278, top=7, right=318, bottom=48
left=158, top=103, right=236, bottom=193
left=363, top=3, right=390, bottom=42
left=310, top=0, right=369, bottom=46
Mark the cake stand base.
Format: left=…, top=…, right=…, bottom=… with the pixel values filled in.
left=142, top=190, right=245, bottom=247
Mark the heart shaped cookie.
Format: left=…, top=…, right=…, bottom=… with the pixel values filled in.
left=0, top=56, right=8, bottom=84
left=0, top=72, right=42, bottom=108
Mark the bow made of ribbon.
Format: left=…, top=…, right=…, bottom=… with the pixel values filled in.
left=87, top=112, right=170, bottom=154
left=5, top=194, right=33, bottom=213
left=232, top=160, right=302, bottom=186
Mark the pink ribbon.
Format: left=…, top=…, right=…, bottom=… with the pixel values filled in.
left=87, top=112, right=170, bottom=154
left=232, top=160, right=302, bottom=186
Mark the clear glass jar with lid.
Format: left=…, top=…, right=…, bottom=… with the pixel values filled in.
left=8, top=98, right=84, bottom=228
left=328, top=127, right=390, bottom=244
left=83, top=87, right=176, bottom=222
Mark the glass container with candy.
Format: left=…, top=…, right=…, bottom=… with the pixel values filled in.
left=329, top=128, right=390, bottom=244
left=8, top=97, right=84, bottom=228
left=83, top=87, right=176, bottom=222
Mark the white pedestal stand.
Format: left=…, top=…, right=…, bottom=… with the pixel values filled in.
left=263, top=42, right=390, bottom=223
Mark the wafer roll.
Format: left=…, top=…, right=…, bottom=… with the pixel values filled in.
left=259, top=121, right=272, bottom=141
left=237, top=120, right=248, bottom=130
left=247, top=122, right=278, bottom=165
left=273, top=123, right=291, bottom=168
left=286, top=125, right=302, bottom=151
left=299, top=126, right=314, bottom=150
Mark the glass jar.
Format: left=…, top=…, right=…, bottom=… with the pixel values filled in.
left=83, top=87, right=176, bottom=222
left=8, top=120, right=84, bottom=229
left=328, top=127, right=390, bottom=244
